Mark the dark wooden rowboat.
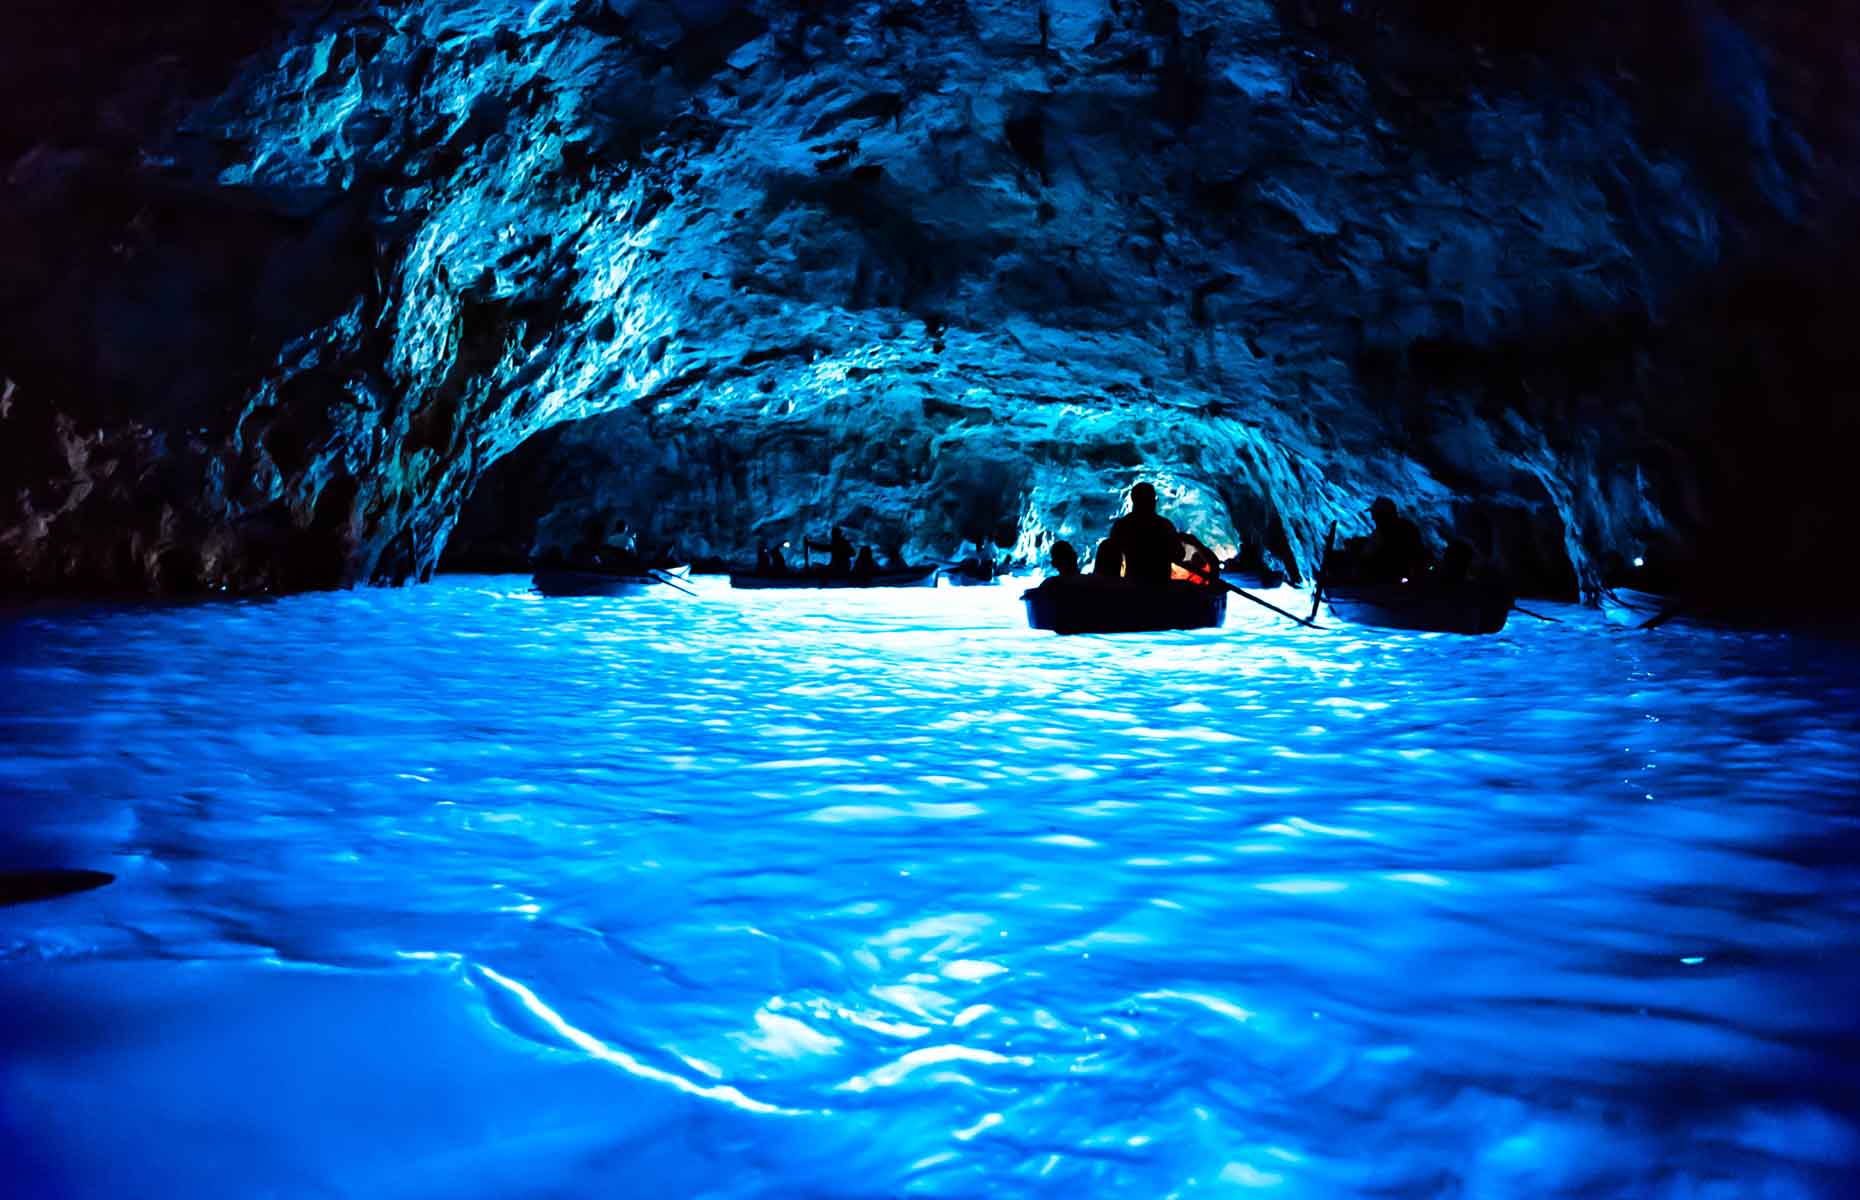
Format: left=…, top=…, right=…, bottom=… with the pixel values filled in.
left=942, top=562, right=1000, bottom=586
left=1600, top=587, right=1669, bottom=627
left=1024, top=578, right=1227, bottom=634
left=532, top=565, right=689, bottom=597
left=1323, top=581, right=1513, bottom=634
left=728, top=565, right=941, bottom=590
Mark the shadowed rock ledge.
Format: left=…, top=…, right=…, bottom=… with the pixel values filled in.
left=4, top=1, right=1857, bottom=605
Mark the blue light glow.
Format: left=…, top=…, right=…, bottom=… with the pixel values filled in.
left=1, top=577, right=1856, bottom=1195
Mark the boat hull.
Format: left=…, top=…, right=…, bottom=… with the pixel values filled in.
left=531, top=566, right=686, bottom=597
left=729, top=566, right=940, bottom=590
left=1600, top=587, right=1669, bottom=626
left=1024, top=580, right=1227, bottom=634
left=1324, top=582, right=1513, bottom=634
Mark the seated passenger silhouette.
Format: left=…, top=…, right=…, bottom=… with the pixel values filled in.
left=828, top=526, right=854, bottom=574
left=853, top=545, right=879, bottom=576
left=1099, top=482, right=1179, bottom=583
left=966, top=539, right=997, bottom=581
left=1093, top=535, right=1123, bottom=576
left=1050, top=540, right=1081, bottom=578
left=1362, top=497, right=1428, bottom=583
left=599, top=518, right=642, bottom=572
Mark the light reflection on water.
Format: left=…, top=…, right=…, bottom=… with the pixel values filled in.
left=2, top=576, right=1858, bottom=1197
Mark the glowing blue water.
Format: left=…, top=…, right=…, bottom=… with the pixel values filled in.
left=2, top=577, right=1857, bottom=1197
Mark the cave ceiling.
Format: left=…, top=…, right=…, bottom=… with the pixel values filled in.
left=2, top=1, right=1856, bottom=598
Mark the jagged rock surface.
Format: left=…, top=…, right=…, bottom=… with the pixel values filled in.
left=3, top=1, right=1856, bottom=599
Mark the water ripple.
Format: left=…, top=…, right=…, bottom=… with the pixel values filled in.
left=1, top=578, right=1857, bottom=1196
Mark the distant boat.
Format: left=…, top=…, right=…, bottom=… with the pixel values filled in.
left=729, top=565, right=941, bottom=590
left=1323, top=581, right=1513, bottom=634
left=1600, top=587, right=1669, bottom=626
left=1221, top=569, right=1287, bottom=592
left=1024, top=578, right=1227, bottom=634
left=532, top=565, right=690, bottom=597
left=942, top=562, right=1001, bottom=586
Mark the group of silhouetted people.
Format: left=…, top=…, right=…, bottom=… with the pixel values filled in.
left=754, top=525, right=894, bottom=576
left=1046, top=483, right=1480, bottom=590
left=818, top=526, right=887, bottom=575
left=754, top=542, right=791, bottom=574
left=554, top=484, right=1482, bottom=592
left=1349, top=496, right=1484, bottom=586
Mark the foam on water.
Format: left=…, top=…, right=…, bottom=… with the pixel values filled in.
left=2, top=577, right=1858, bottom=1197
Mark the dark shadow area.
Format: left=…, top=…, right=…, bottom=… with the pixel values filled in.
left=1351, top=232, right=1860, bottom=612
left=0, top=868, right=115, bottom=907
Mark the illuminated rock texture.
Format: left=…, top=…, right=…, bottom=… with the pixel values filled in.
left=3, top=2, right=1856, bottom=598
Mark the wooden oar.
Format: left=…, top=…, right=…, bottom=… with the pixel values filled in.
left=649, top=568, right=698, bottom=597
left=1179, top=563, right=1325, bottom=630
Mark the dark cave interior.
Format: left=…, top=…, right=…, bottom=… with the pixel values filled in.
left=1, top=0, right=1855, bottom=614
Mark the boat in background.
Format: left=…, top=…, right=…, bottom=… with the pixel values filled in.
left=532, top=564, right=690, bottom=597
left=1323, top=580, right=1513, bottom=634
left=1220, top=568, right=1287, bottom=592
left=1024, top=578, right=1227, bottom=634
left=1600, top=587, right=1671, bottom=627
left=729, top=565, right=941, bottom=590
left=942, top=562, right=1001, bottom=586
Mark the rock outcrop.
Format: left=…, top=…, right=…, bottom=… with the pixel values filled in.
left=4, top=2, right=1856, bottom=601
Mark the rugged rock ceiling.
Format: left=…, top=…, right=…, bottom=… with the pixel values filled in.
left=2, top=1, right=1857, bottom=600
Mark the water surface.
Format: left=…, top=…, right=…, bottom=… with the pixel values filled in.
left=3, top=577, right=1857, bottom=1197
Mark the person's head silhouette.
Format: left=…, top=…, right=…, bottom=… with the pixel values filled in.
left=1051, top=540, right=1080, bottom=576
left=1130, top=482, right=1158, bottom=515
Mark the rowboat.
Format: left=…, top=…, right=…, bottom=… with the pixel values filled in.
left=1600, top=587, right=1670, bottom=627
left=531, top=565, right=689, bottom=597
left=1024, top=578, right=1227, bottom=634
left=942, top=562, right=1001, bottom=586
left=1322, top=581, right=1513, bottom=634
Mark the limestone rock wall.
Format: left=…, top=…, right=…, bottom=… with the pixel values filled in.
left=4, top=1, right=1856, bottom=601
